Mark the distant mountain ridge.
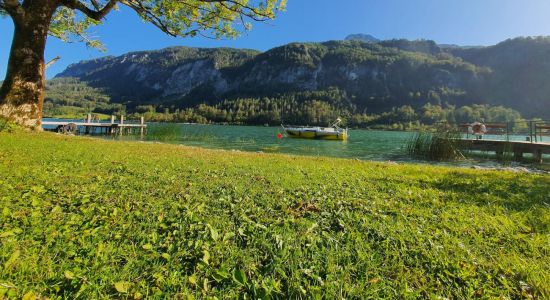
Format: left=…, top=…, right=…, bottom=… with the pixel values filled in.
left=345, top=33, right=481, bottom=50
left=50, top=36, right=550, bottom=119
left=345, top=34, right=380, bottom=43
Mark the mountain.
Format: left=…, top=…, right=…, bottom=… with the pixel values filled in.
left=56, top=47, right=260, bottom=105
left=448, top=36, right=550, bottom=117
left=345, top=34, right=380, bottom=43
left=54, top=41, right=487, bottom=111
left=47, top=36, right=550, bottom=125
left=378, top=39, right=443, bottom=56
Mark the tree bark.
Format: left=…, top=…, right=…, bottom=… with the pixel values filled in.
left=0, top=2, right=57, bottom=128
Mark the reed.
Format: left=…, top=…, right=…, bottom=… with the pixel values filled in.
left=145, top=123, right=181, bottom=141
left=498, top=140, right=515, bottom=166
left=407, top=128, right=465, bottom=161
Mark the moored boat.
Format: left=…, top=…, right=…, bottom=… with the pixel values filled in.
left=282, top=119, right=348, bottom=141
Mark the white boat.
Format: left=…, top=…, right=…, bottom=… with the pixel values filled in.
left=282, top=119, right=348, bottom=141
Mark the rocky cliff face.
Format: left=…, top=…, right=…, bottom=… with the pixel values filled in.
left=54, top=37, right=550, bottom=118
left=57, top=47, right=259, bottom=103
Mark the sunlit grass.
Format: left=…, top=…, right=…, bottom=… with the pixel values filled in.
left=0, top=132, right=548, bottom=298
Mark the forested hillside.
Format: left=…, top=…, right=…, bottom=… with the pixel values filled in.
left=449, top=37, right=550, bottom=117
left=43, top=36, right=550, bottom=126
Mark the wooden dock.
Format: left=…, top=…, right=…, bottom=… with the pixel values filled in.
left=42, top=115, right=147, bottom=136
left=455, top=139, right=550, bottom=163
left=435, top=120, right=550, bottom=163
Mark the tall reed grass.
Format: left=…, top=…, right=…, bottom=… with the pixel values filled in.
left=145, top=123, right=181, bottom=141
left=407, top=129, right=465, bottom=161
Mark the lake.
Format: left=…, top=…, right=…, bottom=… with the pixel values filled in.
left=104, top=123, right=549, bottom=169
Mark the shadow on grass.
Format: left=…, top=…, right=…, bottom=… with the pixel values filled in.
left=431, top=171, right=550, bottom=211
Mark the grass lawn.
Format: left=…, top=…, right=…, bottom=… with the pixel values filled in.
left=0, top=132, right=549, bottom=299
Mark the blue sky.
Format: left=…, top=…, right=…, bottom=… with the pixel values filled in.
left=3, top=0, right=550, bottom=79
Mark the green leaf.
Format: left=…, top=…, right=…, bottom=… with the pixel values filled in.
left=209, top=226, right=219, bottom=241
left=238, top=227, right=247, bottom=236
left=212, top=268, right=231, bottom=282
left=223, top=232, right=235, bottom=242
left=4, top=250, right=20, bottom=270
left=142, top=243, right=153, bottom=250
left=202, top=250, right=210, bottom=265
left=64, top=271, right=75, bottom=280
left=22, top=291, right=36, bottom=300
left=0, top=231, right=16, bottom=238
left=2, top=207, right=10, bottom=217
left=114, top=281, right=131, bottom=293
left=233, top=269, right=247, bottom=286
left=188, top=274, right=197, bottom=285
left=31, top=185, right=46, bottom=193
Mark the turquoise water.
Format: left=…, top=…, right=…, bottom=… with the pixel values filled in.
left=108, top=123, right=548, bottom=168
left=143, top=124, right=414, bottom=161
left=42, top=120, right=549, bottom=168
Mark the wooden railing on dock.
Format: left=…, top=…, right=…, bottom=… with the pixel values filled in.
left=437, top=120, right=550, bottom=163
left=42, top=114, right=147, bottom=136
left=454, top=120, right=550, bottom=142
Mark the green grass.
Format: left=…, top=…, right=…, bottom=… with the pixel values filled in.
left=0, top=132, right=549, bottom=299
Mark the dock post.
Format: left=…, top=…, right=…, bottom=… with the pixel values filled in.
left=513, top=150, right=523, bottom=161
left=120, top=115, right=124, bottom=135
left=533, top=150, right=543, bottom=164
left=140, top=117, right=145, bottom=137
left=529, top=120, right=536, bottom=143
left=86, top=114, right=92, bottom=123
left=109, top=116, right=115, bottom=134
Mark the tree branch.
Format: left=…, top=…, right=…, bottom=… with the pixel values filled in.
left=216, top=0, right=273, bottom=21
left=121, top=0, right=178, bottom=36
left=57, top=0, right=281, bottom=39
left=1, top=0, right=19, bottom=10
left=1, top=0, right=25, bottom=20
left=120, top=0, right=277, bottom=38
left=45, top=56, right=61, bottom=69
left=89, top=0, right=100, bottom=10
left=62, top=0, right=117, bottom=21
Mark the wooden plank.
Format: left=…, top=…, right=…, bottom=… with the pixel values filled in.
left=458, top=123, right=508, bottom=129
left=485, top=124, right=508, bottom=129
left=455, top=139, right=550, bottom=154
left=42, top=122, right=146, bottom=128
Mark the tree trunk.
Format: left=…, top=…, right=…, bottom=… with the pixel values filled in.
left=0, top=4, right=55, bottom=128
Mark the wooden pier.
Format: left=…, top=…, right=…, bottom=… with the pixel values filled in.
left=42, top=115, right=147, bottom=136
left=455, top=139, right=550, bottom=164
left=449, top=121, right=550, bottom=163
